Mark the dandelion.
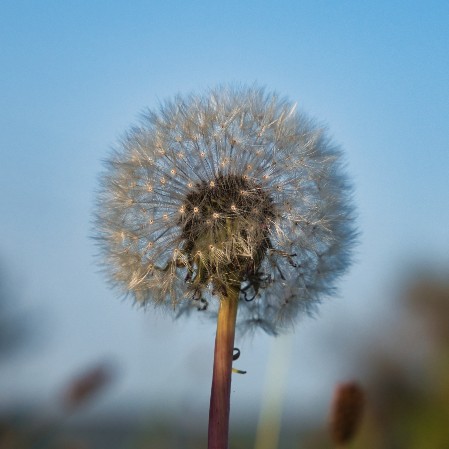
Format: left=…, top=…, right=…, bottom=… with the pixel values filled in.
left=96, top=86, right=355, bottom=329
left=95, top=85, right=356, bottom=448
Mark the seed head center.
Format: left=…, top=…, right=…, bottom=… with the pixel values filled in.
left=180, top=173, right=275, bottom=281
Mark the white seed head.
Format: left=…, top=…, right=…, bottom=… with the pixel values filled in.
left=95, top=85, right=357, bottom=335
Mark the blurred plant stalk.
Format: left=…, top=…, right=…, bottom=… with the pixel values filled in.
left=254, top=334, right=293, bottom=449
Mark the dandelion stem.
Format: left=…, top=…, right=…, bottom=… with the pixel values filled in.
left=208, top=286, right=240, bottom=449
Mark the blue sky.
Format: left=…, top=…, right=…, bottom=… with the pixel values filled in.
left=1, top=0, right=448, bottom=428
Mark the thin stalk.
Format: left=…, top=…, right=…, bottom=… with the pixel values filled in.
left=208, top=286, right=240, bottom=449
left=254, top=334, right=293, bottom=449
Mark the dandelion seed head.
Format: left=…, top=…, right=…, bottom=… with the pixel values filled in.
left=95, top=85, right=357, bottom=334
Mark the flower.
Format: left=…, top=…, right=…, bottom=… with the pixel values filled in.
left=95, top=85, right=356, bottom=334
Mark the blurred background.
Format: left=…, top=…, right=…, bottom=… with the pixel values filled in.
left=1, top=1, right=448, bottom=448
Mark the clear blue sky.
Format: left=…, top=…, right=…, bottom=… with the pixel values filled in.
left=1, top=0, right=448, bottom=427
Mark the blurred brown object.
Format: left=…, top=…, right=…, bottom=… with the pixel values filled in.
left=62, top=362, right=115, bottom=410
left=405, top=274, right=449, bottom=343
left=329, top=381, right=365, bottom=447
left=0, top=421, right=20, bottom=449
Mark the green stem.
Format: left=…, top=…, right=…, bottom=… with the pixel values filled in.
left=208, top=286, right=239, bottom=449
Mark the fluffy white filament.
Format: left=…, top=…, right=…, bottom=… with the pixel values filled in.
left=96, top=85, right=356, bottom=335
